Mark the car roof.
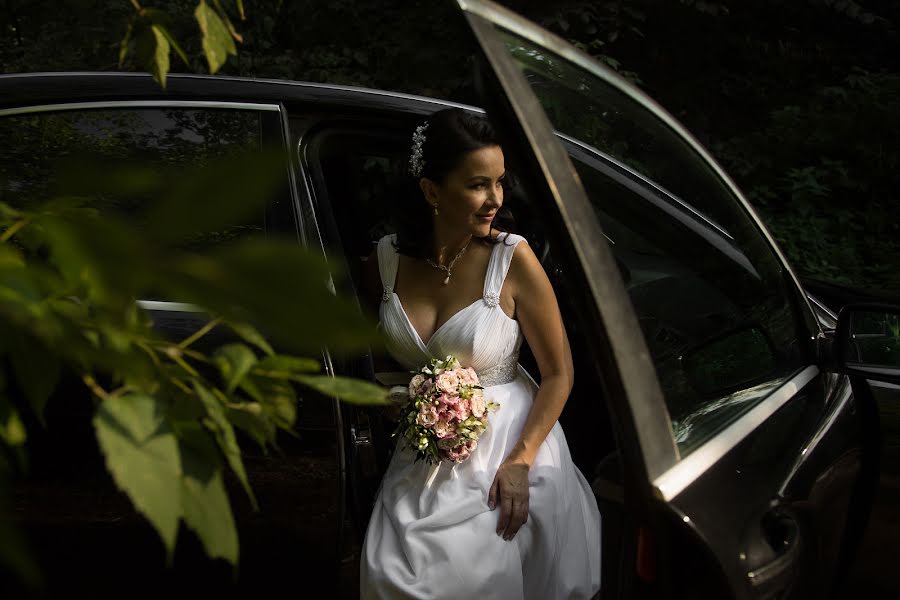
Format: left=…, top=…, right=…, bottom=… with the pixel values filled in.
left=0, top=71, right=480, bottom=117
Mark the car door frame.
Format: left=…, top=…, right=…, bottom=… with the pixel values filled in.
left=454, top=0, right=873, bottom=597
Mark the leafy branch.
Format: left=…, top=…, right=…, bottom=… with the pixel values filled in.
left=120, top=0, right=245, bottom=87
left=0, top=151, right=387, bottom=587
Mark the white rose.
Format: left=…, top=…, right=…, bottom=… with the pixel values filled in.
left=409, top=374, right=426, bottom=398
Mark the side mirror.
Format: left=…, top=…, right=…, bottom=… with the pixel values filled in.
left=833, top=303, right=900, bottom=384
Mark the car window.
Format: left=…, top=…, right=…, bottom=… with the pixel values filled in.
left=0, top=107, right=266, bottom=253
left=495, top=28, right=810, bottom=454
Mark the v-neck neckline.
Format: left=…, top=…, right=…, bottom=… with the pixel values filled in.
left=392, top=240, right=503, bottom=349
left=392, top=293, right=483, bottom=349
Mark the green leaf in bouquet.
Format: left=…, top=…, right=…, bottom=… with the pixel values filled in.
left=295, top=374, right=389, bottom=406
left=194, top=382, right=257, bottom=510
left=178, top=425, right=238, bottom=565
left=93, top=394, right=182, bottom=561
left=213, top=343, right=257, bottom=393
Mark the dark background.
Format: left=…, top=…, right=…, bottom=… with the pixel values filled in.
left=2, top=0, right=898, bottom=299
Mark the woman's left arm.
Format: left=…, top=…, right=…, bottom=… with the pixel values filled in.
left=488, top=242, right=574, bottom=541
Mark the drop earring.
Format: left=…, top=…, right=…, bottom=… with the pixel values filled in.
left=433, top=204, right=439, bottom=216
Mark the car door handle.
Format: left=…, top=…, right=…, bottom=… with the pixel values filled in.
left=747, top=510, right=802, bottom=591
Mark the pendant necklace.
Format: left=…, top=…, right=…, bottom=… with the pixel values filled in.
left=426, top=238, right=472, bottom=285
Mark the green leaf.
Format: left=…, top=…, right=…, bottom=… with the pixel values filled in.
left=0, top=245, right=24, bottom=269
left=149, top=25, right=171, bottom=88
left=255, top=354, right=320, bottom=375
left=296, top=374, right=388, bottom=406
left=213, top=343, right=257, bottom=393
left=212, top=0, right=243, bottom=42
left=135, top=23, right=171, bottom=88
left=178, top=427, right=238, bottom=564
left=0, top=397, right=27, bottom=447
left=225, top=403, right=274, bottom=449
left=93, top=396, right=182, bottom=560
left=119, top=20, right=133, bottom=68
left=10, top=335, right=60, bottom=425
left=227, top=321, right=274, bottom=357
left=195, top=0, right=237, bottom=74
left=254, top=376, right=297, bottom=430
left=193, top=382, right=257, bottom=510
left=154, top=23, right=189, bottom=66
left=0, top=202, right=23, bottom=222
left=165, top=242, right=378, bottom=354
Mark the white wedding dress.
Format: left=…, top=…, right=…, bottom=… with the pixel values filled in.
left=361, top=233, right=602, bottom=600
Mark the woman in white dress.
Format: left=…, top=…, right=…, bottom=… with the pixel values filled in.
left=360, top=109, right=601, bottom=599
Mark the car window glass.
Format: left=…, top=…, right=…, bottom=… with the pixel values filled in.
left=495, top=27, right=809, bottom=454
left=0, top=107, right=266, bottom=254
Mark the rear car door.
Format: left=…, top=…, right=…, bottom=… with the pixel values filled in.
left=0, top=92, right=349, bottom=594
left=455, top=1, right=874, bottom=598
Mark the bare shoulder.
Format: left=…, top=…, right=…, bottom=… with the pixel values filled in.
left=505, top=235, right=548, bottom=294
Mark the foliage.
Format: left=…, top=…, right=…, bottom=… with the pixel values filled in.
left=119, top=0, right=244, bottom=86
left=0, top=149, right=387, bottom=587
left=517, top=0, right=900, bottom=296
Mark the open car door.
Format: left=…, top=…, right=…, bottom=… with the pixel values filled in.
left=455, top=1, right=874, bottom=598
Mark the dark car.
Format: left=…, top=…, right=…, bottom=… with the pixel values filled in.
left=3, top=1, right=900, bottom=599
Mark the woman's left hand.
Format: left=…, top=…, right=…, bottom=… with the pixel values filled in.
left=488, top=458, right=530, bottom=541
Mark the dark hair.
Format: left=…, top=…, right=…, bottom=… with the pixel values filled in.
left=392, top=108, right=514, bottom=258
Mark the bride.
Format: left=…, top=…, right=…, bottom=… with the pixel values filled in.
left=360, top=108, right=602, bottom=599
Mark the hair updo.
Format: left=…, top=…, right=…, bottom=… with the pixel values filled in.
left=393, top=108, right=512, bottom=258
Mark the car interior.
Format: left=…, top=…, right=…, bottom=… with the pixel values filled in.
left=298, top=117, right=629, bottom=588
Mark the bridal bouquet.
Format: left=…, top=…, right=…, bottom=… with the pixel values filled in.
left=391, top=355, right=499, bottom=464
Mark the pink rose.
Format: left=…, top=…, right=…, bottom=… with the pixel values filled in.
left=416, top=405, right=438, bottom=427
left=436, top=370, right=460, bottom=394
left=433, top=417, right=453, bottom=439
left=459, top=367, right=479, bottom=386
left=453, top=398, right=471, bottom=421
left=446, top=438, right=477, bottom=463
left=408, top=374, right=425, bottom=398
left=437, top=392, right=459, bottom=407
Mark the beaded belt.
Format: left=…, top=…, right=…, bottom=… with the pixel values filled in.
left=476, top=353, right=519, bottom=387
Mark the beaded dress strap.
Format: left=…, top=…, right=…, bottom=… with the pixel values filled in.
left=482, top=233, right=526, bottom=308
left=377, top=234, right=399, bottom=303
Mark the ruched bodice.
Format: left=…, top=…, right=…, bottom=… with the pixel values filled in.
left=377, top=233, right=525, bottom=385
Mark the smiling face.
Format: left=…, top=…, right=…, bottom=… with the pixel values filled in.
left=420, top=145, right=506, bottom=238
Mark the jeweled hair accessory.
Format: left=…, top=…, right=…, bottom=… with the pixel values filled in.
left=408, top=121, right=429, bottom=178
